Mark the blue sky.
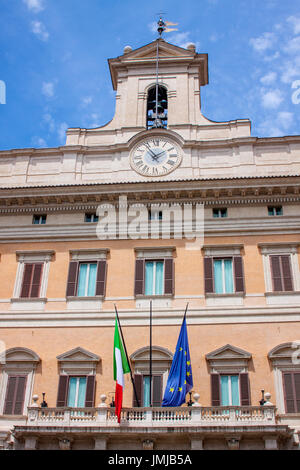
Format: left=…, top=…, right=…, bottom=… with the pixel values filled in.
left=0, top=0, right=299, bottom=150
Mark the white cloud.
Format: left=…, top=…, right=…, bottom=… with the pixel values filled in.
left=31, top=20, right=49, bottom=41
left=167, top=32, right=200, bottom=50
left=249, top=32, right=276, bottom=52
left=260, top=71, right=277, bottom=85
left=32, top=136, right=47, bottom=147
left=261, top=88, right=283, bottom=109
left=81, top=96, right=93, bottom=107
left=23, top=0, right=45, bottom=13
left=43, top=112, right=55, bottom=131
left=42, top=81, right=55, bottom=98
left=283, top=36, right=300, bottom=54
left=88, top=113, right=101, bottom=128
left=58, top=122, right=68, bottom=143
left=258, top=111, right=294, bottom=137
left=287, top=16, right=300, bottom=35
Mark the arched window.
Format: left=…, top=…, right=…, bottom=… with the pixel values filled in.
left=146, top=85, right=168, bottom=129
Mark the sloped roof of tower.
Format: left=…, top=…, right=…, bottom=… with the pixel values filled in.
left=108, top=38, right=208, bottom=90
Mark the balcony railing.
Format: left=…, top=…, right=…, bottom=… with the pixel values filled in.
left=26, top=405, right=276, bottom=427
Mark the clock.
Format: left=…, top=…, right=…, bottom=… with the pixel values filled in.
left=130, top=136, right=182, bottom=177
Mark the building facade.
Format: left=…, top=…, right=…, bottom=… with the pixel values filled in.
left=0, top=38, right=299, bottom=450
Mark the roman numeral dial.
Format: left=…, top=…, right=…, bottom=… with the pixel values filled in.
left=130, top=136, right=182, bottom=177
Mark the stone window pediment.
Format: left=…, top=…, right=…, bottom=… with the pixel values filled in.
left=206, top=344, right=251, bottom=374
left=57, top=347, right=100, bottom=376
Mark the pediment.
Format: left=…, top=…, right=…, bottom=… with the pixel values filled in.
left=206, top=344, right=252, bottom=361
left=121, top=39, right=195, bottom=61
left=131, top=345, right=173, bottom=362
left=3, top=347, right=40, bottom=363
left=268, top=342, right=297, bottom=359
left=57, top=347, right=100, bottom=363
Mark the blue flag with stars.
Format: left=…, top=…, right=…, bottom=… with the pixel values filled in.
left=162, top=313, right=193, bottom=407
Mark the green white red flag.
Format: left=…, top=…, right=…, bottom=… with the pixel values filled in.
left=113, top=316, right=130, bottom=423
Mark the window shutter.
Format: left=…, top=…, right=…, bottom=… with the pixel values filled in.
left=204, top=258, right=214, bottom=293
left=30, top=263, right=43, bottom=298
left=294, top=373, right=300, bottom=412
left=56, top=375, right=69, bottom=407
left=270, top=255, right=283, bottom=292
left=95, top=260, right=107, bottom=296
left=233, top=256, right=245, bottom=293
left=211, top=373, right=220, bottom=406
left=152, top=375, right=162, bottom=407
left=85, top=375, right=96, bottom=407
left=283, top=372, right=295, bottom=413
left=239, top=373, right=251, bottom=406
left=66, top=261, right=79, bottom=297
left=4, top=376, right=17, bottom=415
left=164, top=258, right=174, bottom=295
left=20, top=264, right=33, bottom=298
left=281, top=255, right=293, bottom=292
left=133, top=374, right=142, bottom=407
left=4, top=376, right=27, bottom=415
left=14, top=376, right=27, bottom=415
left=134, top=259, right=145, bottom=296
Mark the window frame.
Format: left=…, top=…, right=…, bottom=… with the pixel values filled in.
left=13, top=251, right=54, bottom=300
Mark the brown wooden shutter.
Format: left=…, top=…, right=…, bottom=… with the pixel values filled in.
left=30, top=263, right=43, bottom=298
left=56, top=375, right=69, bottom=407
left=211, top=373, right=220, bottom=406
left=270, top=255, right=283, bottom=292
left=20, top=264, right=33, bottom=298
left=95, top=260, right=107, bottom=296
left=85, top=375, right=96, bottom=407
left=134, top=259, right=145, bottom=296
left=66, top=261, right=79, bottom=297
left=164, top=258, right=174, bottom=295
left=294, top=373, right=300, bottom=412
left=14, top=376, right=27, bottom=414
left=204, top=257, right=214, bottom=293
left=283, top=372, right=295, bottom=413
left=152, top=375, right=162, bottom=407
left=281, top=255, right=293, bottom=292
left=239, top=373, right=251, bottom=406
left=4, top=376, right=27, bottom=415
left=133, top=374, right=142, bottom=407
left=233, top=256, right=245, bottom=293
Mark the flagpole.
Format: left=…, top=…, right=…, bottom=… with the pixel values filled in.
left=183, top=302, right=189, bottom=320
left=149, top=300, right=152, bottom=407
left=114, top=304, right=140, bottom=407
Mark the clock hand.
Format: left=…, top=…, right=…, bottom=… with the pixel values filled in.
left=151, top=150, right=166, bottom=161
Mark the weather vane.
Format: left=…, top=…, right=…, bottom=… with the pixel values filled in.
left=156, top=15, right=178, bottom=37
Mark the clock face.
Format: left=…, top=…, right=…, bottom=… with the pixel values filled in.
left=130, top=136, right=182, bottom=177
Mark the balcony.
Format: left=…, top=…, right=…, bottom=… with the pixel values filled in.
left=25, top=404, right=277, bottom=427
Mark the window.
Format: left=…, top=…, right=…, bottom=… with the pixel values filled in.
left=77, top=263, right=98, bottom=297
left=67, top=377, right=87, bottom=408
left=259, top=244, right=300, bottom=295
left=20, top=263, right=43, bottom=298
left=13, top=251, right=54, bottom=301
left=145, top=260, right=164, bottom=295
left=270, top=255, right=293, bottom=292
left=84, top=213, right=99, bottom=223
left=134, top=255, right=174, bottom=297
left=268, top=343, right=300, bottom=414
left=213, top=208, right=227, bottom=218
left=220, top=375, right=240, bottom=406
left=66, top=250, right=109, bottom=298
left=133, top=374, right=162, bottom=407
left=32, top=214, right=47, bottom=224
left=213, top=258, right=234, bottom=294
left=4, top=376, right=27, bottom=415
left=204, top=256, right=244, bottom=294
left=282, top=371, right=300, bottom=413
left=0, top=348, right=40, bottom=416
left=268, top=206, right=283, bottom=216
left=146, top=85, right=168, bottom=129
left=130, top=346, right=173, bottom=407
left=206, top=344, right=252, bottom=407
left=56, top=347, right=100, bottom=408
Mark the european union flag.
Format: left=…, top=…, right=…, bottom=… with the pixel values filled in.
left=162, top=312, right=193, bottom=407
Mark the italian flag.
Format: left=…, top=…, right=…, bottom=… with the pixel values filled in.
left=113, top=316, right=130, bottom=423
